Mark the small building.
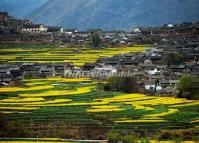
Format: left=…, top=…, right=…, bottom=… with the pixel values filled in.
left=82, top=63, right=96, bottom=71
left=9, top=67, right=23, bottom=79
left=132, top=27, right=141, bottom=35
left=53, top=63, right=74, bottom=76
left=20, top=63, right=35, bottom=71
left=146, top=68, right=161, bottom=75
left=39, top=66, right=53, bottom=77
left=144, top=81, right=163, bottom=91
left=170, top=65, right=186, bottom=72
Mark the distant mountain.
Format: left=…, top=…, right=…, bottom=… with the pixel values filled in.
left=0, top=0, right=48, bottom=17
left=1, top=0, right=199, bottom=30
left=27, top=0, right=199, bottom=30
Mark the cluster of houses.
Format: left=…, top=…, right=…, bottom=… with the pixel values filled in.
left=0, top=63, right=75, bottom=85
left=1, top=39, right=198, bottom=95
left=1, top=12, right=199, bottom=47
left=0, top=12, right=199, bottom=95
left=81, top=41, right=198, bottom=95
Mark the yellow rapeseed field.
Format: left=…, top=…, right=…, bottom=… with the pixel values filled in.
left=114, top=118, right=166, bottom=123
left=0, top=99, right=72, bottom=106
left=87, top=108, right=124, bottom=113
left=0, top=141, right=196, bottom=143
left=0, top=85, right=54, bottom=93
left=87, top=105, right=124, bottom=112
left=25, top=77, right=91, bottom=83
left=144, top=109, right=179, bottom=118
left=190, top=119, right=199, bottom=123
left=0, top=97, right=45, bottom=102
left=0, top=46, right=149, bottom=66
left=19, top=86, right=95, bottom=97
left=0, top=106, right=39, bottom=111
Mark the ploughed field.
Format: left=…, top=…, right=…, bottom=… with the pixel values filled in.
left=0, top=45, right=149, bottom=66
left=0, top=77, right=198, bottom=139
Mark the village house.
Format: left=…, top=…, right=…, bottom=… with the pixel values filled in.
left=53, top=62, right=74, bottom=76
left=20, top=63, right=35, bottom=71
left=39, top=66, right=54, bottom=77
left=82, top=63, right=96, bottom=71
left=92, top=64, right=117, bottom=76
left=144, top=80, right=163, bottom=92
left=177, top=22, right=198, bottom=39
left=0, top=69, right=11, bottom=85
left=64, top=29, right=78, bottom=35
left=132, top=27, right=142, bottom=35
left=9, top=67, right=23, bottom=79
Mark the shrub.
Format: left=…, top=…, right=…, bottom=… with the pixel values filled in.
left=167, top=53, right=184, bottom=65
left=140, top=137, right=150, bottom=143
left=91, top=32, right=101, bottom=48
left=104, top=77, right=138, bottom=93
left=121, top=135, right=138, bottom=143
left=177, top=75, right=199, bottom=100
left=107, top=131, right=121, bottom=143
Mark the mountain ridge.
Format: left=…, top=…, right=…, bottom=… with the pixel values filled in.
left=27, top=0, right=199, bottom=30
left=1, top=0, right=199, bottom=30
left=0, top=0, right=48, bottom=17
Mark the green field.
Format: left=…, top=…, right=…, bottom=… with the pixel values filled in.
left=0, top=77, right=198, bottom=140
left=0, top=45, right=198, bottom=141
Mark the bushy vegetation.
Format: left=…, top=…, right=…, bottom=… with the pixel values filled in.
left=177, top=75, right=199, bottom=99
left=167, top=53, right=184, bottom=65
left=104, top=77, right=138, bottom=93
left=91, top=32, right=101, bottom=48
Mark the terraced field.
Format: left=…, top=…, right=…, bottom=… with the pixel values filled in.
left=0, top=45, right=198, bottom=140
left=0, top=45, right=149, bottom=66
left=0, top=77, right=198, bottom=139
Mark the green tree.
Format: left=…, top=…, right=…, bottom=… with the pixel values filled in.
left=167, top=53, right=184, bottom=65
left=0, top=113, right=6, bottom=136
left=104, top=77, right=138, bottom=93
left=91, top=33, right=101, bottom=48
left=177, top=75, right=193, bottom=99
left=121, top=135, right=138, bottom=143
left=107, top=131, right=121, bottom=143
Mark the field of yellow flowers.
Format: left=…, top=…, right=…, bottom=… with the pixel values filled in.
left=0, top=77, right=198, bottom=128
left=0, top=45, right=149, bottom=66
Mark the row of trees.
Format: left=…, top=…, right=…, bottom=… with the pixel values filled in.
left=0, top=113, right=32, bottom=137
left=107, top=130, right=198, bottom=143
left=103, top=75, right=198, bottom=100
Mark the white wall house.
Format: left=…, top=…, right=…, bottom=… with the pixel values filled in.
left=146, top=68, right=161, bottom=75
left=22, top=24, right=48, bottom=34
left=145, top=85, right=163, bottom=91
left=93, top=65, right=117, bottom=74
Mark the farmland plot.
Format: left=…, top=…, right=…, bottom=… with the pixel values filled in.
left=0, top=45, right=149, bottom=66
left=0, top=77, right=198, bottom=140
